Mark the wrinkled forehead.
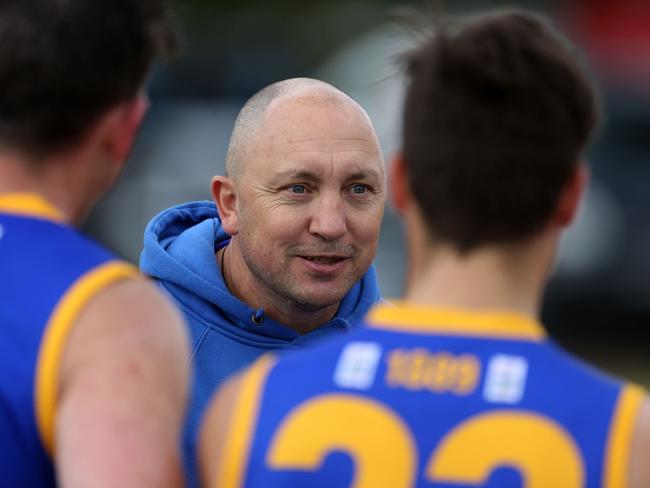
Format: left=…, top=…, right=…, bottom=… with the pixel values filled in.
left=243, top=93, right=384, bottom=181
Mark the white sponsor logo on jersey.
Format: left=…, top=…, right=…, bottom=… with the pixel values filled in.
left=334, top=341, right=382, bottom=390
left=483, top=354, right=529, bottom=404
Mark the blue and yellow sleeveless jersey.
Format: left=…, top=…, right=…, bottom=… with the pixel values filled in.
left=0, top=193, right=138, bottom=486
left=210, top=301, right=646, bottom=488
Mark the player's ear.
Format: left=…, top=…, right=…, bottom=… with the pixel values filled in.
left=103, top=95, right=149, bottom=164
left=554, top=162, right=589, bottom=227
left=389, top=152, right=412, bottom=215
left=211, top=175, right=238, bottom=235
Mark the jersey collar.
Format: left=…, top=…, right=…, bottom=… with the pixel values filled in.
left=366, top=301, right=546, bottom=342
left=0, top=192, right=65, bottom=223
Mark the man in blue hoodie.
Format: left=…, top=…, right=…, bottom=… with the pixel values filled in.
left=199, top=11, right=650, bottom=488
left=140, top=77, right=385, bottom=484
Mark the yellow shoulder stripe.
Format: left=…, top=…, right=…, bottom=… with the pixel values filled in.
left=34, top=260, right=139, bottom=456
left=366, top=301, right=546, bottom=342
left=604, top=383, right=646, bottom=488
left=0, top=193, right=65, bottom=222
left=215, top=354, right=276, bottom=488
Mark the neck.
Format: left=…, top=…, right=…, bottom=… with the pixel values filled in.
left=218, top=242, right=338, bottom=334
left=0, top=151, right=91, bottom=224
left=404, top=235, right=556, bottom=318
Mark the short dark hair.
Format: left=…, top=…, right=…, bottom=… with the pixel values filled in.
left=403, top=10, right=600, bottom=252
left=0, top=0, right=177, bottom=158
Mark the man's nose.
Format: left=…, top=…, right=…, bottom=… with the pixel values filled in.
left=308, top=194, right=347, bottom=241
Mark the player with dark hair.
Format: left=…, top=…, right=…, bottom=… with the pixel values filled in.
left=0, top=1, right=189, bottom=486
left=199, top=10, right=650, bottom=487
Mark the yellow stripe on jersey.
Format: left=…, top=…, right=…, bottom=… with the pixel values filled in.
left=366, top=301, right=546, bottom=342
left=0, top=192, right=65, bottom=222
left=604, top=383, right=646, bottom=488
left=34, top=260, right=139, bottom=455
left=215, top=355, right=277, bottom=488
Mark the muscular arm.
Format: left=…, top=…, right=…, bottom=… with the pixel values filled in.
left=55, top=278, right=190, bottom=487
left=199, top=374, right=243, bottom=488
left=199, top=354, right=275, bottom=488
left=630, top=398, right=650, bottom=488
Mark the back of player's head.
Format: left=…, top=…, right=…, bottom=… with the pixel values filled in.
left=0, top=0, right=177, bottom=159
left=402, top=10, right=599, bottom=252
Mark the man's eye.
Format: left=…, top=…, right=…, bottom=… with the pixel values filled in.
left=288, top=185, right=306, bottom=194
left=351, top=184, right=368, bottom=194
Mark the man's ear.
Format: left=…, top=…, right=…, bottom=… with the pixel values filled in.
left=554, top=163, right=589, bottom=227
left=389, top=152, right=411, bottom=215
left=211, top=175, right=238, bottom=235
left=102, top=95, right=149, bottom=164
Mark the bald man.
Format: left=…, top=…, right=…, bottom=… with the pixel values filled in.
left=140, top=78, right=386, bottom=485
left=200, top=11, right=650, bottom=488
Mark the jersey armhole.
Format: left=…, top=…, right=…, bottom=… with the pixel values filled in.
left=212, top=354, right=277, bottom=488
left=33, top=260, right=139, bottom=456
left=603, top=383, right=646, bottom=488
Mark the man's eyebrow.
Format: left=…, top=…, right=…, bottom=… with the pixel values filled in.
left=344, top=169, right=383, bottom=184
left=269, top=169, right=321, bottom=184
left=270, top=168, right=384, bottom=185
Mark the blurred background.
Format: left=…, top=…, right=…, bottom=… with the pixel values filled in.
left=85, top=0, right=650, bottom=386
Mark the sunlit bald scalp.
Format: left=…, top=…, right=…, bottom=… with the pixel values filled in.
left=225, top=77, right=380, bottom=183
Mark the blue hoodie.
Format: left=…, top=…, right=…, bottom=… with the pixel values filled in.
left=140, top=201, right=381, bottom=486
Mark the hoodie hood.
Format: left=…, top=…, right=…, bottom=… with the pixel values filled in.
left=140, top=201, right=381, bottom=345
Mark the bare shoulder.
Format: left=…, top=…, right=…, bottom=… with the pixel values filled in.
left=629, top=396, right=650, bottom=488
left=199, top=372, right=245, bottom=488
left=55, top=275, right=190, bottom=487
left=60, top=275, right=189, bottom=383
left=79, top=275, right=187, bottom=344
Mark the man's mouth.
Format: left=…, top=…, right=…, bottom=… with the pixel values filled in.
left=301, top=255, right=347, bottom=265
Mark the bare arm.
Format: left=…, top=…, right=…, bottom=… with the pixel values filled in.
left=199, top=354, right=276, bottom=488
left=199, top=374, right=242, bottom=488
left=630, top=398, right=650, bottom=488
left=55, top=278, right=190, bottom=487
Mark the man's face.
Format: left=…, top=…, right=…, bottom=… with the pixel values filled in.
left=234, top=94, right=385, bottom=311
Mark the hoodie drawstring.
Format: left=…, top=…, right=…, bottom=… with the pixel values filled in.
left=251, top=308, right=264, bottom=325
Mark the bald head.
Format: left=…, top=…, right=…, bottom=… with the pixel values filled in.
left=225, top=78, right=380, bottom=182
left=212, top=78, right=385, bottom=324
